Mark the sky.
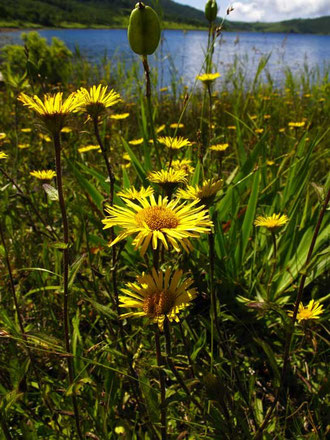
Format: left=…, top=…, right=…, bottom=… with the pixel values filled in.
left=175, top=0, right=330, bottom=22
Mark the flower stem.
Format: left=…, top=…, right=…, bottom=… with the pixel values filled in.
left=142, top=55, right=161, bottom=169
left=255, top=189, right=330, bottom=439
left=155, top=325, right=167, bottom=440
left=93, top=116, right=115, bottom=206
left=53, top=132, right=83, bottom=440
left=266, top=230, right=277, bottom=299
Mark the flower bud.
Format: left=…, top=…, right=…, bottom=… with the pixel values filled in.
left=205, top=0, right=218, bottom=22
left=128, top=2, right=161, bottom=56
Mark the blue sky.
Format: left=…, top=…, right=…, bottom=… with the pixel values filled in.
left=175, top=0, right=330, bottom=22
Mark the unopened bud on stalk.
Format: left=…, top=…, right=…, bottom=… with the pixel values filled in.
left=205, top=0, right=218, bottom=22
left=128, top=2, right=161, bottom=56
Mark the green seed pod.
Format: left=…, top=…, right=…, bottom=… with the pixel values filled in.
left=128, top=2, right=161, bottom=56
left=205, top=0, right=218, bottom=22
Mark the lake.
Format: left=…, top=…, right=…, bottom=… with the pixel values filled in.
left=0, top=29, right=329, bottom=86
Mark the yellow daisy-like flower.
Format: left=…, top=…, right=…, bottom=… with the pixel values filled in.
left=128, top=138, right=144, bottom=146
left=227, top=125, right=236, bottom=130
left=254, top=213, right=289, bottom=230
left=158, top=136, right=192, bottom=150
left=210, top=143, right=229, bottom=152
left=264, top=114, right=271, bottom=119
left=288, top=121, right=305, bottom=128
left=279, top=128, right=285, bottom=133
left=117, top=186, right=154, bottom=200
left=102, top=195, right=213, bottom=256
left=75, top=84, right=121, bottom=119
left=266, top=160, right=275, bottom=166
left=18, top=144, right=30, bottom=149
left=61, top=127, right=72, bottom=133
left=156, top=124, right=166, bottom=134
left=196, top=72, right=221, bottom=84
left=177, top=179, right=223, bottom=207
left=170, top=123, right=184, bottom=129
left=159, top=87, right=169, bottom=92
left=0, top=151, right=8, bottom=160
left=20, top=128, right=32, bottom=133
left=18, top=92, right=79, bottom=134
left=288, top=300, right=324, bottom=322
left=30, top=170, right=56, bottom=180
left=169, top=159, right=194, bottom=175
left=110, top=113, right=130, bottom=120
left=0, top=133, right=7, bottom=140
left=148, top=169, right=187, bottom=197
left=255, top=128, right=264, bottom=134
left=78, top=145, right=101, bottom=153
left=119, top=268, right=197, bottom=328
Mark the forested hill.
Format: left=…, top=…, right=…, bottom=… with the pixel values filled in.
left=0, top=0, right=329, bottom=34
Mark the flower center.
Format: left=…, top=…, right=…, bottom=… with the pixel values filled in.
left=299, top=310, right=313, bottom=320
left=143, top=291, right=174, bottom=317
left=136, top=206, right=179, bottom=230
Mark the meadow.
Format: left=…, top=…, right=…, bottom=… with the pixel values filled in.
left=0, top=12, right=329, bottom=440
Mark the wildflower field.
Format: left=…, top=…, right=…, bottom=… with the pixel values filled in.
left=0, top=2, right=329, bottom=439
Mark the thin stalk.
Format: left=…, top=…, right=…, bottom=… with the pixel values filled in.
left=53, top=132, right=83, bottom=440
left=93, top=116, right=115, bottom=206
left=164, top=318, right=204, bottom=414
left=0, top=415, right=13, bottom=440
left=266, top=230, right=277, bottom=299
left=255, top=189, right=330, bottom=439
left=207, top=82, right=213, bottom=144
left=142, top=55, right=161, bottom=168
left=155, top=325, right=167, bottom=440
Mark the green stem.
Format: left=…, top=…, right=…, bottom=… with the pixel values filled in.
left=142, top=55, right=161, bottom=169
left=255, top=189, right=330, bottom=439
left=155, top=326, right=167, bottom=440
left=53, top=132, right=83, bottom=440
left=266, top=230, right=277, bottom=299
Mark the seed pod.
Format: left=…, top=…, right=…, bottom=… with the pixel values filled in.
left=128, top=2, right=161, bottom=56
left=205, top=0, right=218, bottom=22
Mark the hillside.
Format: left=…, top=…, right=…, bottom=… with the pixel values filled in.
left=0, top=0, right=329, bottom=34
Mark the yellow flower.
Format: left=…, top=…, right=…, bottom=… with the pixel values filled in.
left=156, top=124, right=166, bottom=134
left=177, top=179, right=223, bottom=206
left=75, top=84, right=121, bottom=118
left=250, top=115, right=257, bottom=120
left=279, top=128, right=285, bottom=133
left=18, top=92, right=79, bottom=134
left=128, top=138, right=144, bottom=146
left=148, top=169, right=187, bottom=196
left=255, top=128, right=264, bottom=134
left=169, top=159, right=194, bottom=175
left=0, top=133, right=7, bottom=140
left=158, top=136, right=192, bottom=150
left=254, top=213, right=289, bottom=230
left=61, top=127, right=72, bottom=133
left=264, top=114, right=271, bottom=119
left=18, top=144, right=30, bottom=149
left=170, top=123, right=184, bottom=129
left=30, top=170, right=56, bottom=180
left=119, top=268, right=197, bottom=328
left=288, top=121, right=305, bottom=128
left=20, top=128, right=32, bottom=133
left=159, top=87, right=168, bottom=92
left=288, top=300, right=324, bottom=322
left=102, top=195, right=213, bottom=256
left=266, top=160, right=275, bottom=166
left=210, top=143, right=229, bottom=152
left=110, top=113, right=130, bottom=120
left=39, top=134, right=52, bottom=142
left=227, top=125, right=236, bottom=130
left=196, top=72, right=221, bottom=84
left=78, top=145, right=101, bottom=153
left=0, top=151, right=8, bottom=160
left=117, top=186, right=154, bottom=200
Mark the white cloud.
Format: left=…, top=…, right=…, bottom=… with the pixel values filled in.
left=227, top=0, right=330, bottom=22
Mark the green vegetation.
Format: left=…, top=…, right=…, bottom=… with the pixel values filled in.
left=0, top=0, right=329, bottom=33
left=0, top=28, right=329, bottom=439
